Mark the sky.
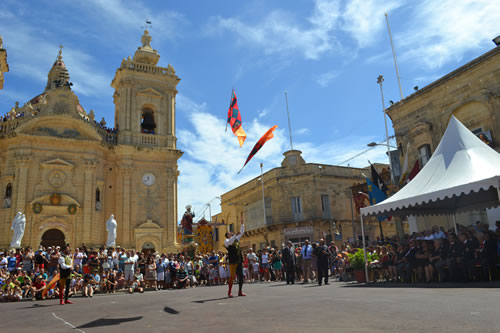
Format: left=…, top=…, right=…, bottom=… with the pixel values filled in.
left=1, top=0, right=499, bottom=221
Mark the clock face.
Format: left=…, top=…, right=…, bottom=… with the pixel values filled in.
left=142, top=173, right=156, bottom=186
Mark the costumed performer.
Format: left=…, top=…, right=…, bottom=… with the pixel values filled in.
left=58, top=245, right=73, bottom=305
left=224, top=224, right=246, bottom=298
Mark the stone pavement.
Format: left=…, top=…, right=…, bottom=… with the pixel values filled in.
left=1, top=281, right=499, bottom=333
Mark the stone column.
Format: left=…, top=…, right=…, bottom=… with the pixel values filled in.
left=82, top=159, right=97, bottom=244
left=119, top=165, right=133, bottom=248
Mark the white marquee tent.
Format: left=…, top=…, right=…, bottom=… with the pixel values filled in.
left=358, top=116, right=500, bottom=280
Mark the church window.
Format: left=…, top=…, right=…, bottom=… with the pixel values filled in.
left=141, top=108, right=156, bottom=134
left=3, top=183, right=12, bottom=208
left=418, top=144, right=432, bottom=167
left=95, top=187, right=102, bottom=211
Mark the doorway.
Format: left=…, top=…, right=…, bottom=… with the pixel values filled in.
left=41, top=229, right=66, bottom=248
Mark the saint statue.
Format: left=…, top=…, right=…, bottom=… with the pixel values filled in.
left=106, top=214, right=117, bottom=248
left=181, top=205, right=195, bottom=236
left=10, top=211, right=26, bottom=248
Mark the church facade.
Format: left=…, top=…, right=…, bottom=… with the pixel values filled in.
left=0, top=31, right=182, bottom=252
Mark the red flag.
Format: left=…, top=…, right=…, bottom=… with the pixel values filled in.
left=408, top=160, right=420, bottom=181
left=227, top=90, right=246, bottom=147
left=238, top=125, right=278, bottom=174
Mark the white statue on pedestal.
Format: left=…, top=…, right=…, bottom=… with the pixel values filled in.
left=106, top=214, right=117, bottom=248
left=10, top=211, right=26, bottom=248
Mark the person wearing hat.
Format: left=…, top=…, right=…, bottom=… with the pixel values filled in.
left=224, top=223, right=246, bottom=297
left=58, top=245, right=74, bottom=305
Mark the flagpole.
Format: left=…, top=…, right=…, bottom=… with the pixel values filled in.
left=385, top=13, right=404, bottom=100
left=284, top=90, right=294, bottom=150
left=377, top=75, right=394, bottom=184
left=260, top=163, right=267, bottom=228
left=360, top=215, right=369, bottom=283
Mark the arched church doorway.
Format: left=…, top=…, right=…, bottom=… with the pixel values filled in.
left=141, top=241, right=155, bottom=255
left=41, top=229, right=66, bottom=248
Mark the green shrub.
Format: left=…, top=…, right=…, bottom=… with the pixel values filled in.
left=347, top=249, right=379, bottom=271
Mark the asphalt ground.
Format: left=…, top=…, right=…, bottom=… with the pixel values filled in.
left=1, top=281, right=499, bottom=333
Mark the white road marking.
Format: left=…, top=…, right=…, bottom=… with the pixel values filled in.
left=52, top=312, right=86, bottom=333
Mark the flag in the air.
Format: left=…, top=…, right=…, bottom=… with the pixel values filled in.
left=352, top=190, right=370, bottom=214
left=366, top=178, right=389, bottom=222
left=371, top=164, right=388, bottom=195
left=227, top=90, right=247, bottom=147
left=238, top=125, right=278, bottom=174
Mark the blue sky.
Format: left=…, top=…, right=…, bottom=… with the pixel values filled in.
left=1, top=0, right=499, bottom=220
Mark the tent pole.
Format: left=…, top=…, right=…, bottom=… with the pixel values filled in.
left=360, top=215, right=369, bottom=282
left=452, top=213, right=458, bottom=234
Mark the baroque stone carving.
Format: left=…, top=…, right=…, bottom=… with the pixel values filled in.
left=48, top=169, right=66, bottom=188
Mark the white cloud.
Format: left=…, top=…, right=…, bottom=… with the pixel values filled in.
left=315, top=70, right=340, bottom=87
left=340, top=0, right=403, bottom=48
left=397, top=0, right=500, bottom=69
left=295, top=128, right=310, bottom=136
left=207, top=0, right=342, bottom=60
left=257, top=108, right=269, bottom=119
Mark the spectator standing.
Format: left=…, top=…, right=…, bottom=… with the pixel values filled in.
left=315, top=239, right=330, bottom=286
left=282, top=241, right=296, bottom=285
left=301, top=240, right=313, bottom=283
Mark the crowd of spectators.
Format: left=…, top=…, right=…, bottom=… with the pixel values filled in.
left=1, top=222, right=498, bottom=302
left=334, top=221, right=500, bottom=283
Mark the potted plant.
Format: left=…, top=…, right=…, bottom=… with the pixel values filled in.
left=347, top=249, right=375, bottom=283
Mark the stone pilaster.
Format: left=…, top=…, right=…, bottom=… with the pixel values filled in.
left=166, top=166, right=178, bottom=246
left=83, top=159, right=97, bottom=244
left=119, top=164, right=133, bottom=247
left=14, top=154, right=31, bottom=215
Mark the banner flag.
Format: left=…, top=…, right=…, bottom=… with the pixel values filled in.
left=227, top=89, right=247, bottom=147
left=238, top=125, right=278, bottom=174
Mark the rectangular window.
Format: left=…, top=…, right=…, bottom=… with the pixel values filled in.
left=321, top=194, right=331, bottom=219
left=265, top=197, right=272, bottom=224
left=291, top=196, right=302, bottom=213
left=291, top=196, right=303, bottom=221
left=270, top=240, right=276, bottom=248
left=229, top=224, right=234, bottom=233
left=214, top=228, right=219, bottom=242
left=418, top=144, right=431, bottom=167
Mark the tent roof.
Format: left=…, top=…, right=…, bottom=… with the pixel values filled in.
left=361, top=116, right=500, bottom=217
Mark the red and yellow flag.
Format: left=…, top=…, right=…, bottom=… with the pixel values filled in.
left=238, top=125, right=278, bottom=174
left=227, top=90, right=246, bottom=147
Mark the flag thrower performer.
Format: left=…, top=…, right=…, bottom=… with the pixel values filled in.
left=58, top=245, right=73, bottom=305
left=224, top=224, right=246, bottom=297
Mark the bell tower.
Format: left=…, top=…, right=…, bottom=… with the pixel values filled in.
left=111, top=30, right=180, bottom=148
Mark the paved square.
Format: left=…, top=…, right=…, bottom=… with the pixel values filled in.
left=1, top=282, right=499, bottom=332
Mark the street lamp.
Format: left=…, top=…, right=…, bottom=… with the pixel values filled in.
left=367, top=140, right=396, bottom=149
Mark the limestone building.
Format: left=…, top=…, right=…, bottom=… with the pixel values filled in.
left=0, top=31, right=182, bottom=251
left=0, top=36, right=8, bottom=89
left=387, top=41, right=500, bottom=231
left=215, top=150, right=400, bottom=251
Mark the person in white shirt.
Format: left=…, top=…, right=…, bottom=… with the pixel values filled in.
left=58, top=245, right=74, bottom=305
left=224, top=224, right=245, bottom=297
